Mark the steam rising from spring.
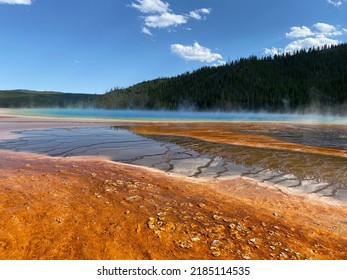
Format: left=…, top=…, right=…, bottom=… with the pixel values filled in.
left=9, top=108, right=347, bottom=123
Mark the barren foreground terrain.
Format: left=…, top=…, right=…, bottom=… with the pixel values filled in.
left=0, top=150, right=346, bottom=260
left=0, top=115, right=346, bottom=260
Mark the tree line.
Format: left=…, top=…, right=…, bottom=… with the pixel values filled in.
left=0, top=90, right=95, bottom=108
left=1, top=44, right=346, bottom=114
left=95, top=43, right=347, bottom=114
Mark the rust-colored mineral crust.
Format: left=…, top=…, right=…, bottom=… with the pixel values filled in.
left=0, top=150, right=346, bottom=260
left=0, top=116, right=346, bottom=260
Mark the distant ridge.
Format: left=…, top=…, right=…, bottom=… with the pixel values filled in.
left=0, top=89, right=95, bottom=108
left=96, top=43, right=347, bottom=114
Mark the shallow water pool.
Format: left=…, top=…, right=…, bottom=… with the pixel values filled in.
left=0, top=125, right=346, bottom=202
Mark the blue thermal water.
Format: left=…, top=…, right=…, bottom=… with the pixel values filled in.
left=10, top=108, right=347, bottom=123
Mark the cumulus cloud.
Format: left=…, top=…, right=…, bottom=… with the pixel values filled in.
left=144, top=12, right=187, bottom=28
left=286, top=26, right=314, bottom=38
left=326, top=0, right=344, bottom=7
left=0, top=0, right=32, bottom=4
left=131, top=0, right=169, bottom=14
left=284, top=37, right=339, bottom=53
left=130, top=0, right=211, bottom=35
left=265, top=22, right=347, bottom=55
left=314, top=22, right=343, bottom=36
left=171, top=42, right=224, bottom=63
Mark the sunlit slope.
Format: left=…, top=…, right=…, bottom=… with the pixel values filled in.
left=96, top=44, right=347, bottom=113
left=0, top=90, right=95, bottom=108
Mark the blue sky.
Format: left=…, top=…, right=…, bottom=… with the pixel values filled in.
left=0, top=0, right=346, bottom=93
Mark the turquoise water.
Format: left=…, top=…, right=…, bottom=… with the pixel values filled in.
left=10, top=108, right=347, bottom=123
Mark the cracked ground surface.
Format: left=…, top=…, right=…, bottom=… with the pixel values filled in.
left=1, top=124, right=346, bottom=203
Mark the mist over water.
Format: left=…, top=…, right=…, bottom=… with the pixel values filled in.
left=10, top=108, right=347, bottom=123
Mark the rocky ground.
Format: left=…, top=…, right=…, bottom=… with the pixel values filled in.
left=0, top=150, right=346, bottom=260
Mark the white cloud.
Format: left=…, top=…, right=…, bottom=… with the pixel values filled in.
left=314, top=22, right=343, bottom=36
left=131, top=0, right=169, bottom=14
left=284, top=37, right=339, bottom=53
left=212, top=60, right=227, bottom=67
left=189, top=11, right=202, bottom=20
left=327, top=0, right=344, bottom=7
left=188, top=8, right=211, bottom=20
left=131, top=0, right=211, bottom=35
left=0, top=0, right=31, bottom=4
left=286, top=26, right=314, bottom=38
left=264, top=47, right=283, bottom=56
left=199, top=8, right=211, bottom=14
left=141, top=26, right=153, bottom=36
left=265, top=22, right=346, bottom=56
left=144, top=12, right=187, bottom=28
left=285, top=23, right=343, bottom=39
left=171, top=42, right=223, bottom=63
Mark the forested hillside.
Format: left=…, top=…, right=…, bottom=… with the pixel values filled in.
left=1, top=44, right=346, bottom=113
left=0, top=90, right=95, bottom=108
left=96, top=43, right=347, bottom=114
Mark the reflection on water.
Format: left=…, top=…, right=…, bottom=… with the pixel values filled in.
left=0, top=126, right=346, bottom=202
